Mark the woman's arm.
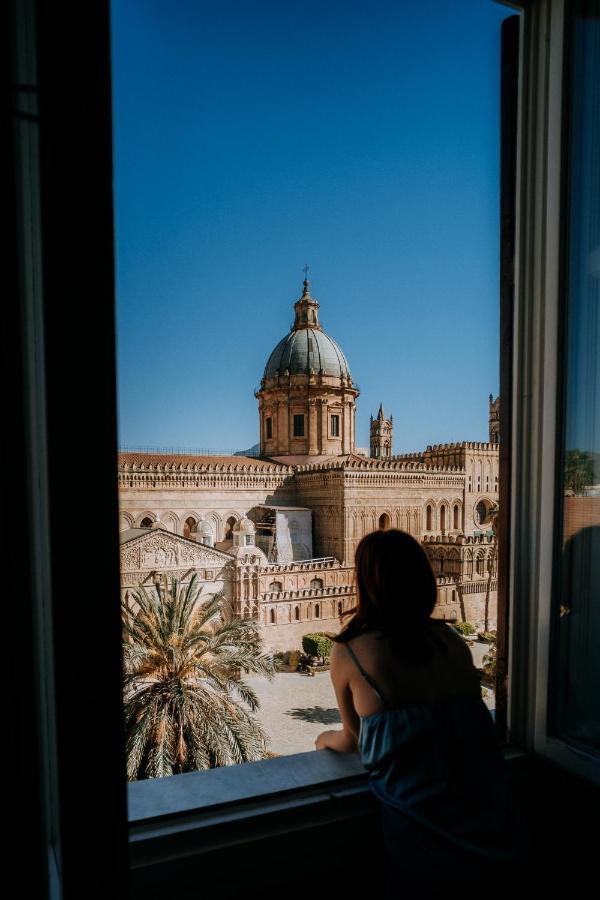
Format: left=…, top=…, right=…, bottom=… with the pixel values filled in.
left=315, top=642, right=360, bottom=753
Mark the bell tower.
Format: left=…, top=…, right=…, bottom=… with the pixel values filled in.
left=370, top=403, right=393, bottom=459
left=488, top=394, right=500, bottom=444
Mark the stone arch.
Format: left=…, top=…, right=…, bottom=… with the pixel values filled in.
left=452, top=500, right=462, bottom=531
left=136, top=510, right=157, bottom=528
left=425, top=501, right=435, bottom=532
left=161, top=511, right=179, bottom=533
left=439, top=503, right=449, bottom=532
left=378, top=512, right=391, bottom=531
left=310, top=577, right=324, bottom=590
left=119, top=511, right=134, bottom=531
left=268, top=580, right=283, bottom=592
left=224, top=512, right=241, bottom=540
left=315, top=603, right=321, bottom=619
left=294, top=605, right=300, bottom=621
left=183, top=515, right=199, bottom=540
left=201, top=510, right=222, bottom=540
left=475, top=551, right=485, bottom=576
left=447, top=548, right=460, bottom=577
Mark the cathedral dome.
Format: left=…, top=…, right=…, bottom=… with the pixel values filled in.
left=262, top=279, right=352, bottom=381
left=264, top=327, right=352, bottom=380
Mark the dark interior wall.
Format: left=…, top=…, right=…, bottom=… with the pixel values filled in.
left=6, top=2, right=599, bottom=898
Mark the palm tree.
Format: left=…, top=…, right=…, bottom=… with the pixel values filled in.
left=484, top=500, right=499, bottom=633
left=122, top=574, right=274, bottom=780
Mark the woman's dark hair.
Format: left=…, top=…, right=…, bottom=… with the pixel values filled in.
left=334, top=529, right=440, bottom=662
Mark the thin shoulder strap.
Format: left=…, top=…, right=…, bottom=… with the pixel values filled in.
left=345, top=643, right=387, bottom=706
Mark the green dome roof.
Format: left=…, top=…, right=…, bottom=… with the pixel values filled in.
left=264, top=327, right=352, bottom=380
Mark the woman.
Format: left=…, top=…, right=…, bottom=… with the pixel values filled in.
left=315, top=529, right=524, bottom=898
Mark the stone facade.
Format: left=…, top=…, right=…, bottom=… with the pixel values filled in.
left=118, top=280, right=499, bottom=649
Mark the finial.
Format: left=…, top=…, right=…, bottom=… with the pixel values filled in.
left=302, top=263, right=310, bottom=294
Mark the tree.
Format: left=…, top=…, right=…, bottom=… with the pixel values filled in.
left=122, top=574, right=274, bottom=781
left=302, top=633, right=333, bottom=666
left=564, top=449, right=594, bottom=495
left=484, top=501, right=499, bottom=633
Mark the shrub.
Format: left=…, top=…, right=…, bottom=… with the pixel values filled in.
left=302, top=632, right=333, bottom=665
left=482, top=644, right=497, bottom=684
left=478, top=630, right=497, bottom=644
left=451, top=621, right=476, bottom=636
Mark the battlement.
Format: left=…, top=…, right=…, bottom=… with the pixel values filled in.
left=422, top=533, right=494, bottom=545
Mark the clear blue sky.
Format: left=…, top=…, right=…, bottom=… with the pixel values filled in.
left=112, top=0, right=510, bottom=453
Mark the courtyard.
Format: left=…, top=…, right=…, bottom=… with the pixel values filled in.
left=247, top=641, right=495, bottom=757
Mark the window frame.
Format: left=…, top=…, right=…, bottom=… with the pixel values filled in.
left=293, top=413, right=305, bottom=437
left=509, top=0, right=600, bottom=783
left=11, top=2, right=600, bottom=898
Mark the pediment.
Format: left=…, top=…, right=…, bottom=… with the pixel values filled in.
left=120, top=528, right=233, bottom=571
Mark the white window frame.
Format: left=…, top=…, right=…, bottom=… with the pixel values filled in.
left=509, top=0, right=600, bottom=784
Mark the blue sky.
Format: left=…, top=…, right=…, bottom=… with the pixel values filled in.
left=112, top=0, right=510, bottom=453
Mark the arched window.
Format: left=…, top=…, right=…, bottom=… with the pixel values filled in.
left=476, top=554, right=485, bottom=576
left=310, top=577, right=323, bottom=590
left=337, top=601, right=343, bottom=616
left=183, top=516, right=197, bottom=539
left=268, top=581, right=282, bottom=592
left=269, top=608, right=276, bottom=624
left=294, top=606, right=300, bottom=621
left=452, top=590, right=456, bottom=604
left=476, top=501, right=488, bottom=526
left=140, top=517, right=153, bottom=528
left=426, top=505, right=433, bottom=531
left=315, top=603, right=320, bottom=619
left=225, top=516, right=236, bottom=540
left=439, top=554, right=445, bottom=574
left=440, top=506, right=446, bottom=532
left=379, top=512, right=391, bottom=530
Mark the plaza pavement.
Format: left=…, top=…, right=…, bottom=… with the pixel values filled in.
left=247, top=641, right=495, bottom=757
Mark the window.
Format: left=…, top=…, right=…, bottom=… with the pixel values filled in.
left=331, top=414, right=340, bottom=437
left=315, top=603, right=320, bottom=618
left=453, top=504, right=460, bottom=530
left=184, top=516, right=197, bottom=538
left=293, top=414, right=304, bottom=437
left=379, top=512, right=391, bottom=530
left=268, top=581, right=283, bottom=592
left=266, top=416, right=272, bottom=439
left=140, top=517, right=153, bottom=528
left=548, top=0, right=600, bottom=755
left=440, top=506, right=446, bottom=532
left=294, top=605, right=300, bottom=621
left=310, top=577, right=324, bottom=589
left=16, top=6, right=600, bottom=898
left=426, top=505, right=433, bottom=531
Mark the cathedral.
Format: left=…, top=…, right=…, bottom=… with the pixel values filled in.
left=119, top=278, right=499, bottom=652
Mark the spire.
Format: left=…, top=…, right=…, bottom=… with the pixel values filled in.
left=377, top=402, right=385, bottom=421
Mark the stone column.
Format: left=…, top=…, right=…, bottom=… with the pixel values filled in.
left=342, top=399, right=350, bottom=454
left=277, top=400, right=289, bottom=454
left=308, top=397, right=318, bottom=454
left=319, top=399, right=328, bottom=454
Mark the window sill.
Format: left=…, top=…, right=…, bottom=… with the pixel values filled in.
left=128, top=748, right=368, bottom=823
left=127, top=744, right=533, bottom=900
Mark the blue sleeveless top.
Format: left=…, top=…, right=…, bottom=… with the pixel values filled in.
left=345, top=643, right=518, bottom=862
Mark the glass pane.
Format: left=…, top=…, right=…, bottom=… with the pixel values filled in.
left=551, top=1, right=600, bottom=754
